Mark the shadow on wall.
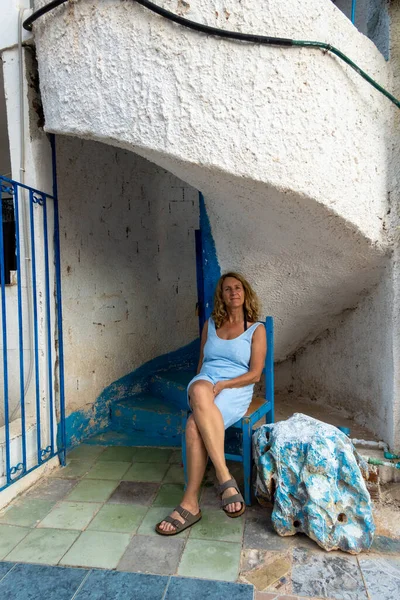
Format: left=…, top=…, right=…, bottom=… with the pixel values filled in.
left=57, top=136, right=221, bottom=447
left=332, top=0, right=390, bottom=59
left=57, top=136, right=201, bottom=437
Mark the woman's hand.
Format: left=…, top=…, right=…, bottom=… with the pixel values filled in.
left=213, top=381, right=227, bottom=396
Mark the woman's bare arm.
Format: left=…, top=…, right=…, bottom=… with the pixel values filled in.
left=196, top=320, right=209, bottom=374
left=213, top=324, right=266, bottom=394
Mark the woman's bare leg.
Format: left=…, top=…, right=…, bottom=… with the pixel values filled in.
left=189, top=381, right=242, bottom=513
left=158, top=415, right=208, bottom=532
left=158, top=381, right=241, bottom=532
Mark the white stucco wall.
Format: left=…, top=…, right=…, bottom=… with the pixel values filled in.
left=274, top=1, right=400, bottom=452
left=387, top=0, right=400, bottom=452
left=0, top=61, right=12, bottom=178
left=33, top=0, right=392, bottom=239
left=274, top=266, right=396, bottom=447
left=56, top=136, right=199, bottom=415
left=32, top=0, right=394, bottom=360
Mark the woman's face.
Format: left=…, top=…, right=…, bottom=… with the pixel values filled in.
left=221, top=277, right=245, bottom=310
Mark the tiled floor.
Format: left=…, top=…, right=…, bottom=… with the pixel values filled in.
left=0, top=563, right=254, bottom=599
left=0, top=444, right=400, bottom=600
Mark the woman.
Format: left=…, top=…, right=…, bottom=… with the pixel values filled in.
left=156, top=272, right=266, bottom=535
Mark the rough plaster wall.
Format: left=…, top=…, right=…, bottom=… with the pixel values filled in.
left=56, top=136, right=198, bottom=415
left=33, top=0, right=393, bottom=360
left=203, top=181, right=385, bottom=361
left=388, top=0, right=400, bottom=450
left=275, top=268, right=395, bottom=447
left=274, top=1, right=400, bottom=451
left=33, top=0, right=391, bottom=241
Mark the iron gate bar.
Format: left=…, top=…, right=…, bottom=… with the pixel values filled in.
left=14, top=184, right=27, bottom=475
left=43, top=196, right=55, bottom=455
left=0, top=182, right=11, bottom=485
left=0, top=174, right=66, bottom=491
left=29, top=189, right=42, bottom=462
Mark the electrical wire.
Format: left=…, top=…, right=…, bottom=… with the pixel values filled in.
left=23, top=0, right=400, bottom=109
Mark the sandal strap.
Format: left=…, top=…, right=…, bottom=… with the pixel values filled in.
left=221, top=492, right=244, bottom=508
left=163, top=515, right=184, bottom=529
left=156, top=507, right=202, bottom=536
left=218, top=477, right=239, bottom=495
left=161, top=505, right=201, bottom=531
left=174, top=504, right=196, bottom=520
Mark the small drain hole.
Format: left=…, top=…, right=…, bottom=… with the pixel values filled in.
left=293, top=520, right=301, bottom=528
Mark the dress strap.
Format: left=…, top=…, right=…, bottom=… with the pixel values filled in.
left=245, top=321, right=264, bottom=339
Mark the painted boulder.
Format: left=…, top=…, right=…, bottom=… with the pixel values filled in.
left=252, top=413, right=375, bottom=554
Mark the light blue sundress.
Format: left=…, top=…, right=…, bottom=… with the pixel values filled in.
left=187, top=318, right=264, bottom=429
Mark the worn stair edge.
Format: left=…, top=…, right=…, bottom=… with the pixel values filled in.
left=110, top=393, right=184, bottom=442
left=81, top=428, right=181, bottom=447
left=149, top=371, right=194, bottom=409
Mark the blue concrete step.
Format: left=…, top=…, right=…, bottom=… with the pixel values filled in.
left=110, top=393, right=183, bottom=444
left=82, top=428, right=180, bottom=447
left=149, top=370, right=194, bottom=409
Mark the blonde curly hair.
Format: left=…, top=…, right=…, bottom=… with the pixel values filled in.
left=211, top=272, right=260, bottom=329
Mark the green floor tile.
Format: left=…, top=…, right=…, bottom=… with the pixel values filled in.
left=97, top=446, right=136, bottom=462
left=67, top=444, right=106, bottom=461
left=24, top=477, right=79, bottom=502
left=189, top=509, right=244, bottom=542
left=178, top=538, right=241, bottom=581
left=163, top=464, right=185, bottom=484
left=50, top=460, right=93, bottom=479
left=153, top=483, right=185, bottom=507
left=137, top=507, right=191, bottom=537
left=84, top=461, right=131, bottom=480
left=60, top=530, right=130, bottom=569
left=0, top=498, right=54, bottom=527
left=5, top=528, right=80, bottom=564
left=131, top=448, right=172, bottom=463
left=123, top=462, right=169, bottom=482
left=169, top=450, right=183, bottom=464
left=38, top=501, right=102, bottom=530
left=0, top=525, right=30, bottom=559
left=87, top=504, right=147, bottom=533
left=66, top=479, right=118, bottom=503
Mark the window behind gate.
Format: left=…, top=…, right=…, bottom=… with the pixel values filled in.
left=1, top=195, right=16, bottom=284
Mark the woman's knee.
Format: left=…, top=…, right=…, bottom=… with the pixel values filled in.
left=188, top=381, right=213, bottom=411
left=185, top=415, right=201, bottom=442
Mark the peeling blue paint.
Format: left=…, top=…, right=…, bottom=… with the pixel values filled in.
left=62, top=392, right=110, bottom=450
left=64, top=339, right=199, bottom=448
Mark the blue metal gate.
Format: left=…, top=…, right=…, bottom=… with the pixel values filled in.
left=0, top=173, right=66, bottom=492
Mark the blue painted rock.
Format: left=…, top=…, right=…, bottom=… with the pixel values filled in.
left=252, top=413, right=375, bottom=554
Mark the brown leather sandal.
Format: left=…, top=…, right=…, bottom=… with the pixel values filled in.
left=219, top=477, right=246, bottom=518
left=155, top=504, right=202, bottom=536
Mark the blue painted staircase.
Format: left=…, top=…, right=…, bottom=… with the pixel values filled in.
left=85, top=369, right=196, bottom=447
